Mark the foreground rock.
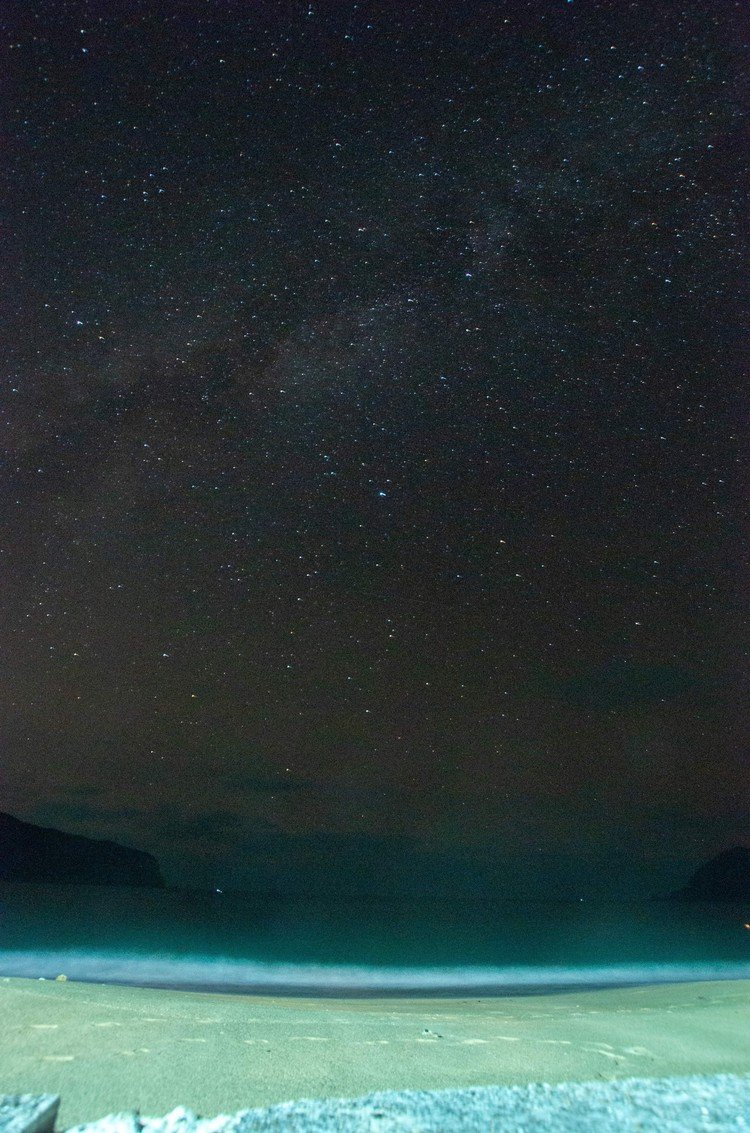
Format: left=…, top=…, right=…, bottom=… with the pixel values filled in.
left=4, top=1076, right=750, bottom=1133
left=671, top=846, right=750, bottom=901
left=0, top=1095, right=59, bottom=1133
left=0, top=813, right=165, bottom=888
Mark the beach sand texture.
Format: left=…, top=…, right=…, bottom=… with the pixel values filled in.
left=2, top=977, right=750, bottom=1129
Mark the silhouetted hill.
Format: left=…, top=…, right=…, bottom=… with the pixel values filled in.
left=0, top=811, right=165, bottom=887
left=670, top=847, right=750, bottom=901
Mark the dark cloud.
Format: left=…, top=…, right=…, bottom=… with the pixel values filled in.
left=161, top=811, right=249, bottom=843
left=27, top=802, right=148, bottom=832
left=63, top=784, right=108, bottom=800
left=548, top=661, right=704, bottom=712
left=221, top=773, right=314, bottom=795
left=646, top=804, right=750, bottom=844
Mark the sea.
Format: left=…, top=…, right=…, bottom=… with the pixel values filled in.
left=0, top=883, right=748, bottom=996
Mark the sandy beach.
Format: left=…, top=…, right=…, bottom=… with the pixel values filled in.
left=2, top=976, right=749, bottom=1129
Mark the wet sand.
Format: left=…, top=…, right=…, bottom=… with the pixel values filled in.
left=2, top=976, right=750, bottom=1130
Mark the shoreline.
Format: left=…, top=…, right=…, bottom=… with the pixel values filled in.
left=2, top=931, right=748, bottom=996
left=2, top=951, right=747, bottom=998
left=25, top=972, right=746, bottom=998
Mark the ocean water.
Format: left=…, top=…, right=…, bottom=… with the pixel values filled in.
left=0, top=883, right=748, bottom=995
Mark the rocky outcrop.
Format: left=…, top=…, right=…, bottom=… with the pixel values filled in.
left=0, top=812, right=165, bottom=888
left=0, top=1094, right=59, bottom=1133
left=5, top=1077, right=750, bottom=1133
left=671, top=846, right=750, bottom=901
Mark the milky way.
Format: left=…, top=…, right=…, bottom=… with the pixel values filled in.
left=1, top=0, right=747, bottom=898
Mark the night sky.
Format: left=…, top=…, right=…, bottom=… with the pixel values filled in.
left=1, top=0, right=748, bottom=901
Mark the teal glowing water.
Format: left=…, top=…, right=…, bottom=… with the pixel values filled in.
left=0, top=883, right=748, bottom=994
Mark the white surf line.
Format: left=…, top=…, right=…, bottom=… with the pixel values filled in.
left=1, top=950, right=749, bottom=992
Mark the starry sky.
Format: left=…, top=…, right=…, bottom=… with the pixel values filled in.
left=1, top=0, right=748, bottom=900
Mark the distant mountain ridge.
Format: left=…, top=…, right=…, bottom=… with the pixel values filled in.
left=671, top=847, right=750, bottom=902
left=0, top=811, right=165, bottom=887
